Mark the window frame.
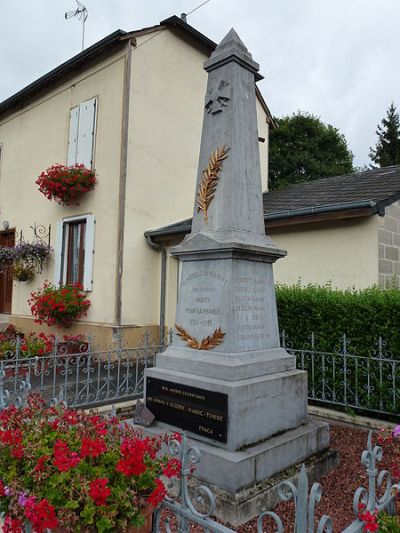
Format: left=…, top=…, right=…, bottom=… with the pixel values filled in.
left=54, top=214, right=95, bottom=292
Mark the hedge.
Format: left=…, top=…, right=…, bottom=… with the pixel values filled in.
left=275, top=284, right=400, bottom=358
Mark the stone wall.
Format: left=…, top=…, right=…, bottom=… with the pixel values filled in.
left=378, top=200, right=400, bottom=287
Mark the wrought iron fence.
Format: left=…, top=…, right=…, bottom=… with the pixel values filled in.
left=154, top=430, right=399, bottom=532
left=282, top=331, right=400, bottom=418
left=0, top=331, right=162, bottom=410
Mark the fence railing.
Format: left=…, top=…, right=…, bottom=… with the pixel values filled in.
left=282, top=331, right=400, bottom=418
left=0, top=332, right=163, bottom=410
left=1, top=329, right=399, bottom=418
left=154, top=430, right=399, bottom=532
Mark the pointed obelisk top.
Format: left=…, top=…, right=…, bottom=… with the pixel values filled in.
left=204, top=27, right=261, bottom=78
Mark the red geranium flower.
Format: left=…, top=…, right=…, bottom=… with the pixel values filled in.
left=89, top=478, right=111, bottom=506
left=116, top=438, right=147, bottom=477
left=53, top=440, right=80, bottom=472
left=25, top=498, right=58, bottom=533
left=147, top=479, right=166, bottom=507
left=162, top=458, right=181, bottom=478
left=3, top=515, right=23, bottom=533
left=80, top=437, right=107, bottom=458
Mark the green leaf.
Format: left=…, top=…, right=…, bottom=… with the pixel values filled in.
left=80, top=504, right=96, bottom=525
left=96, top=516, right=114, bottom=533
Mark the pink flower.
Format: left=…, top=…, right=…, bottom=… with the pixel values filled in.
left=393, top=425, right=400, bottom=438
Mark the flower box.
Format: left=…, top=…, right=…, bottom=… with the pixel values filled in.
left=36, top=164, right=97, bottom=206
left=29, top=283, right=91, bottom=328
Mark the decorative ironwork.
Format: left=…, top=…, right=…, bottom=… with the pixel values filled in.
left=175, top=324, right=225, bottom=350
left=257, top=464, right=333, bottom=532
left=352, top=430, right=398, bottom=515
left=153, top=432, right=234, bottom=532
left=0, top=330, right=161, bottom=410
left=282, top=331, right=400, bottom=418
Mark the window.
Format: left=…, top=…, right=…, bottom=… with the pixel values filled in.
left=66, top=220, right=86, bottom=285
left=67, top=98, right=97, bottom=168
left=54, top=215, right=95, bottom=291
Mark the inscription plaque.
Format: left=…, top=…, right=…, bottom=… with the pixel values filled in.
left=146, top=377, right=228, bottom=443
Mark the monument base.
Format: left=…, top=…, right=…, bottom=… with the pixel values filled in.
left=145, top=363, right=309, bottom=452
left=144, top=418, right=333, bottom=526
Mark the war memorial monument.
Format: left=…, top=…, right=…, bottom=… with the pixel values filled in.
left=145, top=28, right=331, bottom=525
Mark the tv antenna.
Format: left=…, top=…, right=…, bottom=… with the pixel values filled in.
left=65, top=0, right=88, bottom=52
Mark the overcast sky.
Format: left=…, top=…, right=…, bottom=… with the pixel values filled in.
left=1, top=0, right=399, bottom=167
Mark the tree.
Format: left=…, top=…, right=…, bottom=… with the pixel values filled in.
left=268, top=112, right=354, bottom=190
left=369, top=103, right=400, bottom=167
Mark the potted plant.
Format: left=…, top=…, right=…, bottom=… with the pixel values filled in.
left=36, top=164, right=97, bottom=206
left=12, top=261, right=36, bottom=282
left=0, top=396, right=180, bottom=532
left=0, top=331, right=55, bottom=378
left=0, top=247, right=15, bottom=268
left=28, top=283, right=91, bottom=328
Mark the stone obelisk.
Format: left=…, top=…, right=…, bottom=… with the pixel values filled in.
left=145, top=29, right=330, bottom=524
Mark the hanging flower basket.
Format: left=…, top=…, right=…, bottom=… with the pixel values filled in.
left=36, top=164, right=97, bottom=206
left=28, top=282, right=91, bottom=328
left=0, top=247, right=15, bottom=269
left=14, top=242, right=51, bottom=269
left=12, top=262, right=36, bottom=282
left=0, top=397, right=179, bottom=532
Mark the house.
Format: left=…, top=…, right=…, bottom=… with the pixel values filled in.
left=0, top=16, right=273, bottom=344
left=146, top=165, right=400, bottom=329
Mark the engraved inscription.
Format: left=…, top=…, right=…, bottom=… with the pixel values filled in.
left=178, top=269, right=225, bottom=334
left=233, top=275, right=271, bottom=344
left=146, top=378, right=228, bottom=442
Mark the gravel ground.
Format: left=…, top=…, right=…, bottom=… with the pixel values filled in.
left=162, top=423, right=399, bottom=532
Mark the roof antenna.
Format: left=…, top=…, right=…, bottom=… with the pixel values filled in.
left=184, top=0, right=211, bottom=20
left=65, top=0, right=89, bottom=52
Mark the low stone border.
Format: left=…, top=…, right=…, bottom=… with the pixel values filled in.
left=308, top=405, right=394, bottom=429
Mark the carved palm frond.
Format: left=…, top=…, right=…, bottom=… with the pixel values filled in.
left=175, top=324, right=225, bottom=350
left=196, top=146, right=230, bottom=223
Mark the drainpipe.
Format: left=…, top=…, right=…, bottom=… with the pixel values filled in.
left=145, top=235, right=167, bottom=346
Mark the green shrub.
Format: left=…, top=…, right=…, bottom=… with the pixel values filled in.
left=276, top=283, right=400, bottom=358
left=276, top=284, right=400, bottom=416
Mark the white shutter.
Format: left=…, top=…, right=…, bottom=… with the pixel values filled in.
left=53, top=221, right=65, bottom=286
left=76, top=98, right=97, bottom=168
left=83, top=215, right=95, bottom=291
left=67, top=106, right=79, bottom=165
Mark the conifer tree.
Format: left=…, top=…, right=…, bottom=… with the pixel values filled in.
left=369, top=103, right=400, bottom=167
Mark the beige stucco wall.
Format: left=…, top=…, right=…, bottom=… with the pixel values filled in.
left=121, top=29, right=270, bottom=326
left=269, top=217, right=379, bottom=290
left=0, top=46, right=127, bottom=329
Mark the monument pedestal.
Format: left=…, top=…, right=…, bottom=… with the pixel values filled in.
left=145, top=414, right=333, bottom=526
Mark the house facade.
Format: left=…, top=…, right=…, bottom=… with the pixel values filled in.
left=0, top=16, right=272, bottom=344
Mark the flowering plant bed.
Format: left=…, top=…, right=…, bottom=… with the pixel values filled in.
left=36, top=164, right=97, bottom=205
left=0, top=396, right=180, bottom=532
left=29, top=283, right=91, bottom=328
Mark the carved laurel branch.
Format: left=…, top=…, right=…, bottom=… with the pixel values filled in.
left=196, top=145, right=230, bottom=223
left=175, top=324, right=225, bottom=350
